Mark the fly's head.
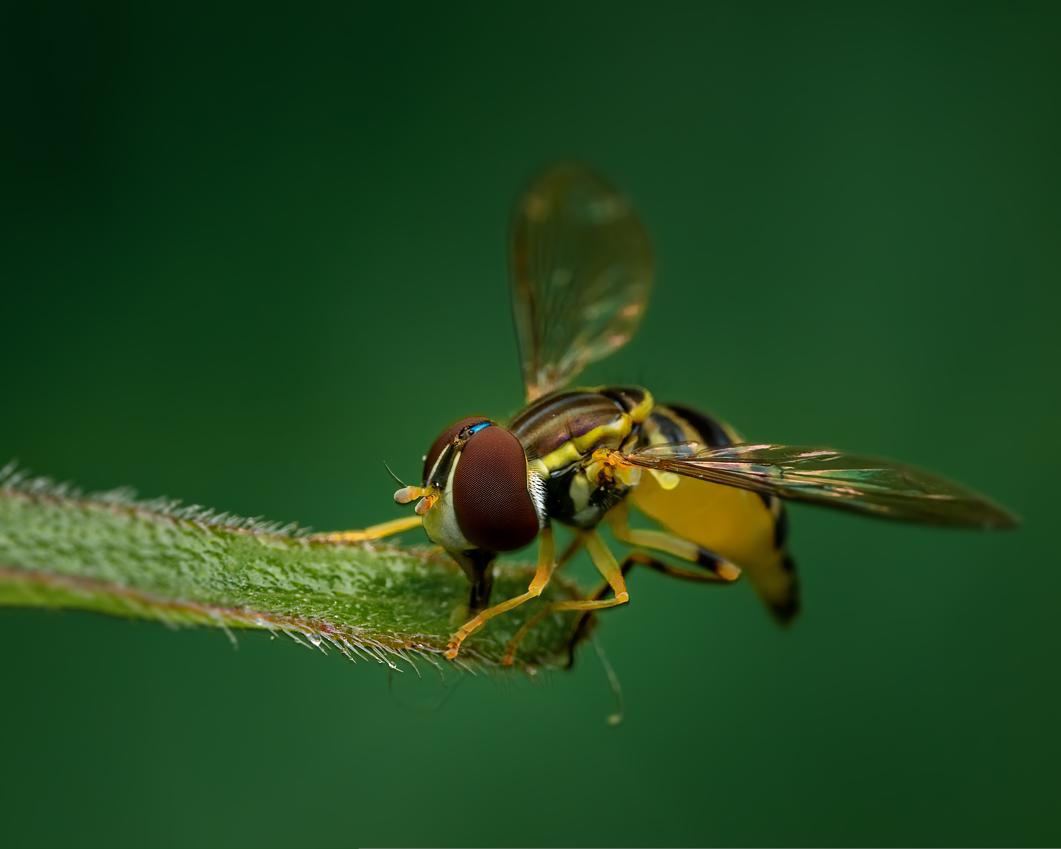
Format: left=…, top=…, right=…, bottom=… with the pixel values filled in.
left=394, top=417, right=545, bottom=559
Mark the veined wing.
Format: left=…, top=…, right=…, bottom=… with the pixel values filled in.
left=510, top=163, right=653, bottom=402
left=620, top=442, right=1018, bottom=529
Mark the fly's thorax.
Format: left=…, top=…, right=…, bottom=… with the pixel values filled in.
left=510, top=386, right=654, bottom=475
left=511, top=387, right=654, bottom=528
left=417, top=418, right=545, bottom=555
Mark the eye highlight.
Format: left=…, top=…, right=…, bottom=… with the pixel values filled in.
left=422, top=416, right=490, bottom=484
left=452, top=426, right=539, bottom=553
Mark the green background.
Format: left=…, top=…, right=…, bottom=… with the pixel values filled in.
left=3, top=3, right=1059, bottom=846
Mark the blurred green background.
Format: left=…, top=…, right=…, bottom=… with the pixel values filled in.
left=3, top=2, right=1059, bottom=846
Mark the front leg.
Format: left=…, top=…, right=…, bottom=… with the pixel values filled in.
left=445, top=525, right=556, bottom=660
left=497, top=529, right=629, bottom=666
left=308, top=515, right=423, bottom=543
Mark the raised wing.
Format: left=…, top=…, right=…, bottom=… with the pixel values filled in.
left=621, top=442, right=1018, bottom=529
left=510, top=163, right=653, bottom=402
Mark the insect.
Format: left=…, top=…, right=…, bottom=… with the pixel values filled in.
left=319, top=163, right=1017, bottom=663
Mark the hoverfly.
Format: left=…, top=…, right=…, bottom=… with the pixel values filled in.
left=319, top=163, right=1017, bottom=663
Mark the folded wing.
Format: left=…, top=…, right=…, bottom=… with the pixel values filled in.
left=621, top=442, right=1018, bottom=529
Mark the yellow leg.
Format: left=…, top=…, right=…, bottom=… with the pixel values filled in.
left=548, top=530, right=630, bottom=612
left=565, top=550, right=740, bottom=667
left=500, top=530, right=628, bottom=664
left=504, top=507, right=742, bottom=665
left=498, top=532, right=584, bottom=666
left=309, top=515, right=422, bottom=544
left=502, top=606, right=553, bottom=666
left=444, top=525, right=556, bottom=660
left=609, top=504, right=741, bottom=581
left=496, top=534, right=581, bottom=666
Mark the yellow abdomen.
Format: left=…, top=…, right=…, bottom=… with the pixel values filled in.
left=632, top=404, right=799, bottom=623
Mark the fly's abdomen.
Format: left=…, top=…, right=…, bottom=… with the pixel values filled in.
left=632, top=403, right=800, bottom=623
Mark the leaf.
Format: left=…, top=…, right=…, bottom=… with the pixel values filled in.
left=0, top=465, right=584, bottom=672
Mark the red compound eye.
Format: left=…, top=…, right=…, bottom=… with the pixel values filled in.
left=422, top=416, right=489, bottom=485
left=452, top=426, right=539, bottom=553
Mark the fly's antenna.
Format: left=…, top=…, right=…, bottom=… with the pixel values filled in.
left=592, top=635, right=625, bottom=727
left=383, top=461, right=407, bottom=488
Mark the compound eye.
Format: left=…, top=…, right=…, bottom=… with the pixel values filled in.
left=452, top=426, right=539, bottom=553
left=422, top=416, right=489, bottom=484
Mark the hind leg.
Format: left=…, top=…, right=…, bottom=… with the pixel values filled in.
left=503, top=507, right=743, bottom=666
left=607, top=503, right=742, bottom=582
left=503, top=548, right=728, bottom=666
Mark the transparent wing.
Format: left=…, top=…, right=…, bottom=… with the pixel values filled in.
left=510, top=163, right=653, bottom=402
left=621, top=442, right=1018, bottom=529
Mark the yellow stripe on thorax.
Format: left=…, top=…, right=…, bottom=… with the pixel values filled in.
left=537, top=413, right=634, bottom=474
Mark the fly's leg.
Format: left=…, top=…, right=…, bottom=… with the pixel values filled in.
left=496, top=533, right=586, bottom=665
left=562, top=509, right=746, bottom=665
left=505, top=547, right=696, bottom=666
left=563, top=551, right=734, bottom=666
left=608, top=504, right=742, bottom=582
left=500, top=530, right=628, bottom=666
left=309, top=515, right=423, bottom=544
left=444, top=525, right=557, bottom=660
left=503, top=506, right=743, bottom=666
left=550, top=530, right=630, bottom=613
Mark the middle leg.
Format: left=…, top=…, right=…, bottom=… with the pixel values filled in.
left=499, top=529, right=629, bottom=666
left=504, top=507, right=745, bottom=666
left=563, top=550, right=733, bottom=666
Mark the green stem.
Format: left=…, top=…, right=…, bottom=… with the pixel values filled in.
left=0, top=465, right=584, bottom=672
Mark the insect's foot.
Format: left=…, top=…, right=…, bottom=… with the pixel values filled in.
left=444, top=638, right=463, bottom=660
left=718, top=560, right=742, bottom=582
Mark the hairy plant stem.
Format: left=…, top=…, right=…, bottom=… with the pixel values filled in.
left=0, top=467, right=585, bottom=672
